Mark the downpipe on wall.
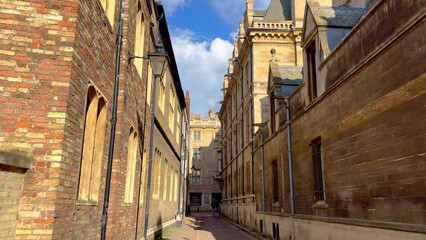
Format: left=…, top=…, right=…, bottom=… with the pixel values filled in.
left=100, top=0, right=125, bottom=239
left=285, top=98, right=296, bottom=239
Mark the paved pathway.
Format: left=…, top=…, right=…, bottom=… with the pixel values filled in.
left=163, top=212, right=257, bottom=240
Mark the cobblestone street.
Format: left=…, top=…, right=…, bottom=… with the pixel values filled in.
left=164, top=212, right=258, bottom=240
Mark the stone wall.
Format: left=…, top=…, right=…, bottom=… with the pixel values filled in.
left=0, top=171, right=24, bottom=239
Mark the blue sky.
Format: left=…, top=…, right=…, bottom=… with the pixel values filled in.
left=160, top=0, right=271, bottom=116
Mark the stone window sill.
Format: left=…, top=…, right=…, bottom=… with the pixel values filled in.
left=76, top=199, right=98, bottom=206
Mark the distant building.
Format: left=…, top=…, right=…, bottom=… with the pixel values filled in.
left=188, top=109, right=222, bottom=212
left=220, top=0, right=426, bottom=239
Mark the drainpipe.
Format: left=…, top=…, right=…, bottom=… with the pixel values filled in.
left=260, top=130, right=265, bottom=214
left=250, top=47, right=255, bottom=196
left=100, top=0, right=125, bottom=239
left=285, top=98, right=295, bottom=215
left=241, top=73, right=245, bottom=200
left=143, top=60, right=159, bottom=239
left=285, top=98, right=296, bottom=240
left=134, top=54, right=150, bottom=240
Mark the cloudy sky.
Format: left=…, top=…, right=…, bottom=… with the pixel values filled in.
left=160, top=0, right=271, bottom=116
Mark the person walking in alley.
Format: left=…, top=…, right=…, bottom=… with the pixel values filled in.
left=211, top=200, right=219, bottom=216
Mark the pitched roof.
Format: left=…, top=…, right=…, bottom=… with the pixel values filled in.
left=253, top=10, right=267, bottom=17
left=264, top=0, right=292, bottom=21
left=316, top=6, right=365, bottom=28
left=276, top=66, right=303, bottom=82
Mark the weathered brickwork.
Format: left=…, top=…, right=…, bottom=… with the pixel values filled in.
left=0, top=0, right=164, bottom=239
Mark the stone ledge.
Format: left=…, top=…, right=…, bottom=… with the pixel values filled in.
left=0, top=151, right=32, bottom=172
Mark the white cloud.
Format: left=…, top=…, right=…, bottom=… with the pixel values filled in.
left=207, top=0, right=245, bottom=25
left=161, top=0, right=191, bottom=15
left=170, top=28, right=233, bottom=115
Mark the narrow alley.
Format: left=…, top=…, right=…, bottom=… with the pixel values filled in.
left=164, top=213, right=258, bottom=240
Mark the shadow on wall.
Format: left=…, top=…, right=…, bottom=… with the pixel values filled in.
left=154, top=214, right=162, bottom=240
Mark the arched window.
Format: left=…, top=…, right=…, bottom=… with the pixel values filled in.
left=78, top=87, right=107, bottom=203
left=134, top=3, right=146, bottom=76
left=124, top=128, right=138, bottom=204
left=163, top=160, right=169, bottom=200
left=139, top=150, right=147, bottom=204
left=100, top=0, right=116, bottom=26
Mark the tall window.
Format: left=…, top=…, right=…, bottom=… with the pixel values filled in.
left=246, top=164, right=251, bottom=194
left=134, top=3, right=145, bottom=76
left=139, top=150, right=147, bottom=205
left=174, top=170, right=179, bottom=201
left=124, top=128, right=138, bottom=204
left=147, top=64, right=153, bottom=105
left=193, top=131, right=201, bottom=141
left=270, top=95, right=276, bottom=133
left=245, top=109, right=250, bottom=144
left=311, top=138, right=325, bottom=201
left=100, top=0, right=115, bottom=26
left=169, top=86, right=175, bottom=133
left=176, top=110, right=181, bottom=144
left=152, top=149, right=162, bottom=199
left=163, top=160, right=169, bottom=200
left=158, top=72, right=166, bottom=113
left=272, top=160, right=279, bottom=203
left=192, top=170, right=201, bottom=184
left=169, top=167, right=174, bottom=201
left=193, top=148, right=201, bottom=160
left=217, top=151, right=222, bottom=171
left=307, top=41, right=318, bottom=101
left=78, top=87, right=107, bottom=203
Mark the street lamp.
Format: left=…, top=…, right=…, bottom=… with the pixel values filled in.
left=143, top=43, right=168, bottom=239
left=147, top=46, right=168, bottom=77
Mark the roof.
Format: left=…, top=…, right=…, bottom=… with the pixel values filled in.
left=277, top=66, right=303, bottom=82
left=253, top=10, right=267, bottom=17
left=269, top=65, right=302, bottom=97
left=264, top=0, right=292, bottom=21
left=156, top=3, right=186, bottom=109
left=314, top=6, right=365, bottom=28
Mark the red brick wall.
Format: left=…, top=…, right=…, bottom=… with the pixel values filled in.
left=0, top=0, right=154, bottom=239
left=0, top=0, right=78, bottom=238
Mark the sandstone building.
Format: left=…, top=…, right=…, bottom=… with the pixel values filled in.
left=0, top=0, right=188, bottom=239
left=220, top=0, right=426, bottom=239
left=188, top=109, right=222, bottom=212
left=219, top=0, right=304, bottom=228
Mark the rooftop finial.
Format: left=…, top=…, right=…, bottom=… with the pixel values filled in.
left=270, top=48, right=276, bottom=62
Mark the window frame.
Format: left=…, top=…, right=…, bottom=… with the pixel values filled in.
left=77, top=86, right=107, bottom=204
left=311, top=137, right=325, bottom=202
left=192, top=169, right=201, bottom=184
left=272, top=160, right=279, bottom=203
left=306, top=40, right=318, bottom=101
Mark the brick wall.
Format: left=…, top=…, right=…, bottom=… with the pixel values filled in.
left=0, top=0, right=155, bottom=239
left=0, top=0, right=78, bottom=238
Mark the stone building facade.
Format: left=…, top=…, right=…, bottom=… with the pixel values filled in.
left=145, top=3, right=189, bottom=237
left=188, top=110, right=222, bottom=212
left=219, top=0, right=304, bottom=228
left=220, top=0, right=426, bottom=239
left=0, top=0, right=188, bottom=239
